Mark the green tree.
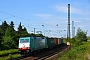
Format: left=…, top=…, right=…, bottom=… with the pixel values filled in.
left=75, top=28, right=87, bottom=44
left=0, top=21, right=9, bottom=46
left=21, top=27, right=29, bottom=37
left=35, top=34, right=44, bottom=37
left=3, top=27, right=16, bottom=49
left=0, top=28, right=4, bottom=44
left=17, top=22, right=29, bottom=37
left=17, top=22, right=22, bottom=37
left=10, top=21, right=14, bottom=31
left=13, top=32, right=20, bottom=48
left=0, top=21, right=9, bottom=33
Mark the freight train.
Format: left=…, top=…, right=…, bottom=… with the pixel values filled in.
left=18, top=37, right=63, bottom=54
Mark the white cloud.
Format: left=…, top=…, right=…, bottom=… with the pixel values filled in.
left=55, top=6, right=67, bottom=13
left=71, top=7, right=83, bottom=14
left=54, top=5, right=83, bottom=15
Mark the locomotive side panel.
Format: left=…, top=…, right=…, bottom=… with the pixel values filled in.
left=34, top=37, right=46, bottom=50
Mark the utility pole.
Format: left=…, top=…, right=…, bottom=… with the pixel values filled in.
left=74, top=27, right=75, bottom=37
left=42, top=24, right=44, bottom=36
left=72, top=21, right=74, bottom=38
left=34, top=28, right=35, bottom=34
left=67, top=25, right=68, bottom=40
left=67, top=4, right=71, bottom=45
left=68, top=4, right=70, bottom=39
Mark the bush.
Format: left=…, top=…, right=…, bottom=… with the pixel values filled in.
left=58, top=44, right=87, bottom=60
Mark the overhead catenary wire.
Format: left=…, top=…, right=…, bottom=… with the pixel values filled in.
left=0, top=11, right=70, bottom=26
left=0, top=11, right=52, bottom=32
left=0, top=11, right=42, bottom=24
left=1, top=10, right=89, bottom=37
left=0, top=11, right=62, bottom=28
left=0, top=11, right=45, bottom=30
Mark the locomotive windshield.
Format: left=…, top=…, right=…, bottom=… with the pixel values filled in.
left=20, top=39, right=29, bottom=43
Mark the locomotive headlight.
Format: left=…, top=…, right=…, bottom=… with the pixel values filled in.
left=27, top=47, right=30, bottom=49
left=26, top=50, right=29, bottom=53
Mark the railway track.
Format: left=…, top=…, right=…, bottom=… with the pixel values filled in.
left=14, top=44, right=71, bottom=60
left=34, top=44, right=68, bottom=60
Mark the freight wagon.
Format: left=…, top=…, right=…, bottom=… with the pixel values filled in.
left=46, top=38, right=55, bottom=49
left=18, top=37, right=64, bottom=54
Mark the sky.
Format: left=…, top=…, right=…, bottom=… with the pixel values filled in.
left=0, top=0, right=90, bottom=37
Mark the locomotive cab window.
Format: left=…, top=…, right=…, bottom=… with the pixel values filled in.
left=20, top=39, right=29, bottom=43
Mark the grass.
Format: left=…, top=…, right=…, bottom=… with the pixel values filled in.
left=0, top=54, right=21, bottom=60
left=0, top=49, right=21, bottom=60
left=0, top=49, right=18, bottom=56
left=57, top=41, right=90, bottom=60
